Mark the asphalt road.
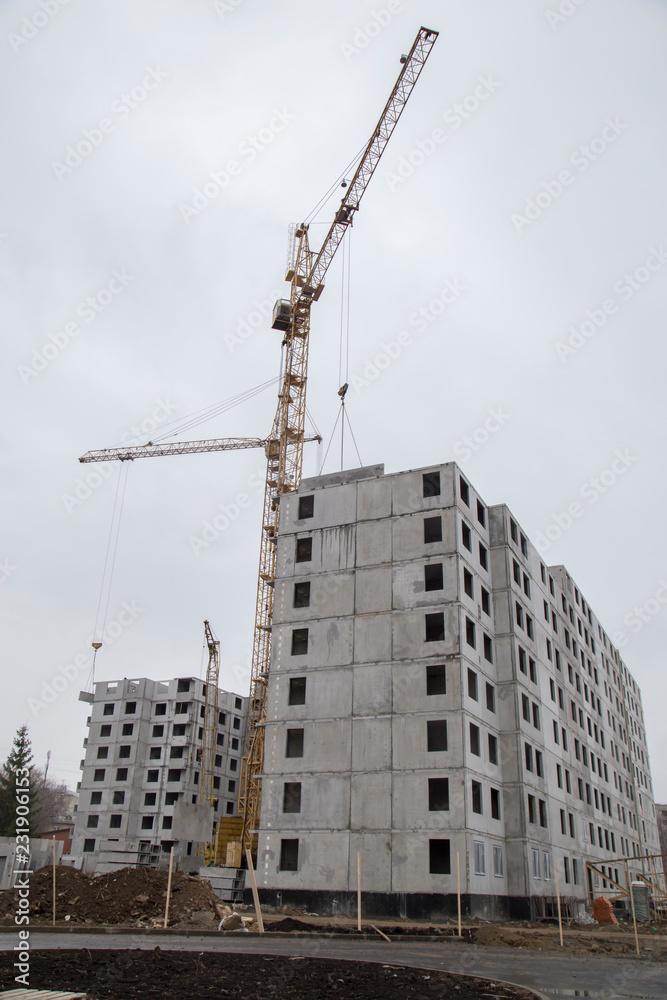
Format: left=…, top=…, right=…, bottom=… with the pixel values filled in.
left=1, top=931, right=665, bottom=999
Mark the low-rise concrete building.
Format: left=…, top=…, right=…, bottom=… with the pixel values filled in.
left=0, top=838, right=62, bottom=891
left=256, top=462, right=661, bottom=918
left=70, top=676, right=247, bottom=873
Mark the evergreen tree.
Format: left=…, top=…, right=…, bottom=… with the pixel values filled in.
left=0, top=725, right=39, bottom=837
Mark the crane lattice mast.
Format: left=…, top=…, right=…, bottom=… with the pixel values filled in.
left=201, top=620, right=220, bottom=810
left=238, top=27, right=438, bottom=853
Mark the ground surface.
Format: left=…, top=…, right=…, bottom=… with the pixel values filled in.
left=0, top=949, right=539, bottom=1000
left=2, top=933, right=667, bottom=1000
left=2, top=868, right=666, bottom=963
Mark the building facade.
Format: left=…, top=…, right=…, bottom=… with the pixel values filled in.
left=256, top=462, right=661, bottom=918
left=71, top=676, right=247, bottom=873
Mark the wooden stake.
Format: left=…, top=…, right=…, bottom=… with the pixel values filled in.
left=163, top=846, right=175, bottom=929
left=245, top=849, right=265, bottom=934
left=52, top=835, right=57, bottom=927
left=456, top=851, right=462, bottom=938
left=357, top=852, right=362, bottom=932
left=554, top=859, right=564, bottom=947
left=625, top=861, right=640, bottom=957
left=371, top=923, right=391, bottom=942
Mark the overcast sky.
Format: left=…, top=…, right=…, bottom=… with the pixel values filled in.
left=2, top=0, right=666, bottom=802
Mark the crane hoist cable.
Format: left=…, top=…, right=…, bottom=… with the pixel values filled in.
left=85, top=461, right=130, bottom=690
left=122, top=376, right=282, bottom=448
left=303, top=142, right=368, bottom=226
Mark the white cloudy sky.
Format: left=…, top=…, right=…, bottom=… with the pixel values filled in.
left=2, top=0, right=666, bottom=802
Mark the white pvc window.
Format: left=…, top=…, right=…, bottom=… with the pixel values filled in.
left=493, top=845, right=504, bottom=877
left=532, top=848, right=541, bottom=879
left=473, top=841, right=485, bottom=875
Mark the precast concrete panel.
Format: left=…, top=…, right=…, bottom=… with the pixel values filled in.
left=301, top=483, right=357, bottom=531
left=275, top=534, right=294, bottom=580
left=390, top=830, right=461, bottom=894
left=493, top=633, right=516, bottom=683
left=496, top=686, right=519, bottom=747
left=391, top=657, right=457, bottom=714
left=489, top=546, right=509, bottom=588
left=349, top=832, right=392, bottom=890
left=392, top=606, right=459, bottom=661
left=357, top=477, right=392, bottom=521
left=391, top=466, right=455, bottom=517
left=260, top=832, right=349, bottom=890
left=320, top=525, right=356, bottom=571
left=272, top=618, right=354, bottom=668
left=350, top=772, right=391, bottom=830
left=392, top=770, right=457, bottom=831
left=262, top=774, right=349, bottom=831
left=502, top=785, right=527, bottom=838
left=273, top=572, right=355, bottom=622
left=392, top=509, right=457, bottom=562
left=352, top=716, right=391, bottom=771
left=264, top=719, right=352, bottom=773
left=354, top=613, right=392, bottom=663
left=352, top=663, right=392, bottom=715
left=488, top=505, right=508, bottom=548
left=392, top=554, right=458, bottom=609
left=356, top=518, right=392, bottom=566
left=505, top=839, right=529, bottom=896
left=355, top=565, right=392, bottom=614
left=266, top=666, right=353, bottom=722
left=392, top=713, right=463, bottom=770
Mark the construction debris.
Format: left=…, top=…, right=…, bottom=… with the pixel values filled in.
left=592, top=897, right=618, bottom=924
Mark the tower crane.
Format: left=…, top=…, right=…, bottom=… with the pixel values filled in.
left=201, top=620, right=220, bottom=812
left=79, top=26, right=438, bottom=860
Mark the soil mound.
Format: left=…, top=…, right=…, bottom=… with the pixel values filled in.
left=0, top=865, right=225, bottom=927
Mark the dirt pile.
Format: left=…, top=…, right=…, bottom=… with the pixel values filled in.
left=0, top=865, right=227, bottom=927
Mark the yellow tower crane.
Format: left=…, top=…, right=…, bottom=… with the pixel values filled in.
left=80, top=26, right=439, bottom=862
left=201, top=619, right=220, bottom=811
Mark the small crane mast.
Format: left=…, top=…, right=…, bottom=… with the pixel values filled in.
left=201, top=620, right=220, bottom=813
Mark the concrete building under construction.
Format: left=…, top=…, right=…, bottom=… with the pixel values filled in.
left=255, top=462, right=661, bottom=919
left=71, top=676, right=247, bottom=873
